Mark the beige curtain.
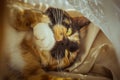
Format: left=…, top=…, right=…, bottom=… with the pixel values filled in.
left=48, top=11, right=120, bottom=80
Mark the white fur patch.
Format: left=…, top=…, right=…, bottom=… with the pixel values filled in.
left=9, top=47, right=26, bottom=71
left=33, top=23, right=55, bottom=51
left=3, top=24, right=26, bottom=71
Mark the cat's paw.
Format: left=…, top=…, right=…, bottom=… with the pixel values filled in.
left=33, top=23, right=55, bottom=51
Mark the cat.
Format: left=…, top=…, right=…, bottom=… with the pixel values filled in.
left=2, top=1, right=90, bottom=80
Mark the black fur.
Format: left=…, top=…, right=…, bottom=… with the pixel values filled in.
left=51, top=38, right=80, bottom=59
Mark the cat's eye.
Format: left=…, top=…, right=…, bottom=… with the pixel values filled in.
left=66, top=28, right=72, bottom=36
left=64, top=18, right=71, bottom=24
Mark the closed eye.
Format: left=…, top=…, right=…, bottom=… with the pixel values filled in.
left=62, top=18, right=72, bottom=28
left=63, top=18, right=71, bottom=24
left=66, top=28, right=72, bottom=36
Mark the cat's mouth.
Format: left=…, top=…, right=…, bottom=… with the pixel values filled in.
left=50, top=38, right=80, bottom=60
left=40, top=50, right=79, bottom=71
left=37, top=38, right=80, bottom=71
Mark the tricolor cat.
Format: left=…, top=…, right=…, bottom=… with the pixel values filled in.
left=2, top=1, right=90, bottom=80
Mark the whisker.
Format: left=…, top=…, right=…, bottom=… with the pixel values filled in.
left=55, top=8, right=58, bottom=24
left=50, top=54, right=53, bottom=67
left=52, top=9, right=54, bottom=23
left=58, top=8, right=61, bottom=24
left=56, top=51, right=60, bottom=71
left=60, top=9, right=62, bottom=24
left=58, top=59, right=62, bottom=72
left=60, top=9, right=63, bottom=24
left=56, top=8, right=59, bottom=23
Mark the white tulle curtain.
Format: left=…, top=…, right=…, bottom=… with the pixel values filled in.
left=23, top=0, right=120, bottom=62
left=21, top=0, right=73, bottom=9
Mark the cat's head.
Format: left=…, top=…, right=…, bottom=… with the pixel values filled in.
left=10, top=5, right=90, bottom=71
left=33, top=7, right=90, bottom=71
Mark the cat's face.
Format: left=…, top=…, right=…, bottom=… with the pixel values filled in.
left=33, top=7, right=90, bottom=71
left=10, top=4, right=90, bottom=71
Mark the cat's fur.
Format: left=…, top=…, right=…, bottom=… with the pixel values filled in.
left=2, top=1, right=90, bottom=80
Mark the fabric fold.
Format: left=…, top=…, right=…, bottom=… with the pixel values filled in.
left=48, top=10, right=120, bottom=80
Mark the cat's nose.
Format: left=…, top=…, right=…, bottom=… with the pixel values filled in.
left=67, top=41, right=79, bottom=52
left=50, top=41, right=66, bottom=59
left=51, top=49, right=65, bottom=59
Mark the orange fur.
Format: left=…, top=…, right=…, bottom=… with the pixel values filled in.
left=2, top=1, right=90, bottom=80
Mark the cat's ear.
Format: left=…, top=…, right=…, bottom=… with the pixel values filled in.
left=72, top=16, right=90, bottom=30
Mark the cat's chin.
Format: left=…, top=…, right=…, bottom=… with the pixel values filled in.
left=39, top=50, right=79, bottom=71
left=33, top=23, right=55, bottom=51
